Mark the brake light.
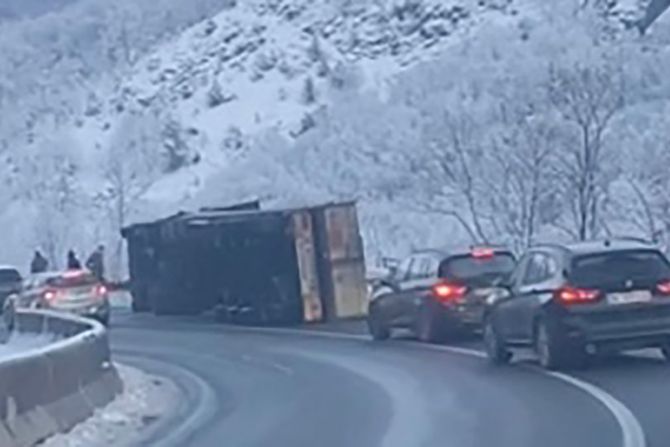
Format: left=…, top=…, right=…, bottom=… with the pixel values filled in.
left=471, top=247, right=494, bottom=259
left=43, top=289, right=59, bottom=302
left=94, top=284, right=108, bottom=297
left=657, top=280, right=670, bottom=296
left=555, top=287, right=601, bottom=305
left=432, top=282, right=467, bottom=303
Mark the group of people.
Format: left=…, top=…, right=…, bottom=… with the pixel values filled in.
left=30, top=245, right=106, bottom=281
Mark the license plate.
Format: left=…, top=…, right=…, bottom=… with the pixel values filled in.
left=607, top=290, right=652, bottom=305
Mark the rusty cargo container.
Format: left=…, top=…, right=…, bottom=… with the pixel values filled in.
left=121, top=201, right=367, bottom=325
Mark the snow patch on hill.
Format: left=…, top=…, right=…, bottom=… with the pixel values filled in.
left=93, top=0, right=526, bottom=221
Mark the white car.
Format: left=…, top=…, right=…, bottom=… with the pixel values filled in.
left=4, top=270, right=110, bottom=327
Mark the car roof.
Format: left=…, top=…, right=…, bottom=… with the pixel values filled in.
left=0, top=265, right=19, bottom=272
left=534, top=239, right=661, bottom=257
left=29, top=270, right=92, bottom=280
left=412, top=246, right=514, bottom=259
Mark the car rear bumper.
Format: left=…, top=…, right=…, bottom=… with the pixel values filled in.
left=561, top=307, right=670, bottom=350
left=49, top=301, right=110, bottom=320
left=439, top=303, right=483, bottom=330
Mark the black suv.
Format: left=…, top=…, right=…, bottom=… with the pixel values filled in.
left=483, top=240, right=670, bottom=370
left=367, top=247, right=516, bottom=342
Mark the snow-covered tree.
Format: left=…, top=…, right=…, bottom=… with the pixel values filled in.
left=301, top=76, right=318, bottom=104
left=20, top=137, right=83, bottom=267
left=207, top=78, right=226, bottom=108
left=98, top=110, right=163, bottom=277
left=548, top=60, right=625, bottom=240
left=161, top=117, right=191, bottom=172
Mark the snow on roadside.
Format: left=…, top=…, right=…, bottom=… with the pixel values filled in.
left=40, top=364, right=179, bottom=447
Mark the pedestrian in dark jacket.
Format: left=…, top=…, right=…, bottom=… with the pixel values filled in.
left=30, top=250, right=48, bottom=274
left=86, top=245, right=105, bottom=281
left=67, top=250, right=81, bottom=270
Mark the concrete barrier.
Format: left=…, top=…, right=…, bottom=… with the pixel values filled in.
left=0, top=310, right=122, bottom=446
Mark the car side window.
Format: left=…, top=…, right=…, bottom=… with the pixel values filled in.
left=508, top=255, right=530, bottom=290
left=545, top=255, right=559, bottom=277
left=522, top=253, right=551, bottom=286
left=415, top=257, right=437, bottom=279
left=425, top=257, right=439, bottom=279
left=395, top=257, right=413, bottom=282
left=408, top=256, right=426, bottom=280
left=22, top=278, right=33, bottom=291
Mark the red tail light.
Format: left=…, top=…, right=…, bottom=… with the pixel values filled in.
left=94, top=285, right=108, bottom=297
left=657, top=280, right=670, bottom=296
left=471, top=247, right=494, bottom=259
left=432, top=282, right=467, bottom=303
left=555, top=287, right=601, bottom=305
left=43, top=289, right=60, bottom=302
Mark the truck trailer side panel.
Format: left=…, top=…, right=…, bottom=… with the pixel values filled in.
left=291, top=211, right=323, bottom=323
left=313, top=203, right=367, bottom=320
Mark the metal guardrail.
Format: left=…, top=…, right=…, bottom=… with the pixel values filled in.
left=0, top=310, right=122, bottom=447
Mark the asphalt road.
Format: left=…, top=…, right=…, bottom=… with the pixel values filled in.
left=109, top=310, right=670, bottom=447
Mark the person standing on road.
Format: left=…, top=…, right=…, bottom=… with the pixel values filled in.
left=67, top=250, right=82, bottom=270
left=86, top=245, right=105, bottom=282
left=30, top=250, right=48, bottom=273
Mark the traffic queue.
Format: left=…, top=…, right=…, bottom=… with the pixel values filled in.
left=367, top=238, right=670, bottom=370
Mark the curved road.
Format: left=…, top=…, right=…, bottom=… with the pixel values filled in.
left=109, top=310, right=670, bottom=447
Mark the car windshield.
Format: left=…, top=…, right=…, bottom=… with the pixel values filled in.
left=0, top=269, right=21, bottom=284
left=46, top=272, right=98, bottom=288
left=570, top=250, right=670, bottom=286
left=440, top=253, right=516, bottom=282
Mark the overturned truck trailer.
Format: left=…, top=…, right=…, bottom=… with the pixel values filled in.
left=121, top=201, right=367, bottom=325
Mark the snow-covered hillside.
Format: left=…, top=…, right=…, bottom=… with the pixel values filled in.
left=1, top=0, right=670, bottom=275
left=78, top=0, right=523, bottom=209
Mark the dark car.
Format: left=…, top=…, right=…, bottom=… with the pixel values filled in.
left=3, top=269, right=110, bottom=327
left=483, top=239, right=670, bottom=370
left=367, top=246, right=516, bottom=342
left=0, top=266, right=22, bottom=311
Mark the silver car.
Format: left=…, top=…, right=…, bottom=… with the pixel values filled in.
left=4, top=270, right=110, bottom=327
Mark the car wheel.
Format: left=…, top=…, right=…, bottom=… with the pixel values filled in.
left=535, top=321, right=562, bottom=370
left=535, top=320, right=586, bottom=370
left=367, top=312, right=390, bottom=341
left=416, top=304, right=447, bottom=344
left=2, top=303, right=14, bottom=333
left=483, top=316, right=511, bottom=365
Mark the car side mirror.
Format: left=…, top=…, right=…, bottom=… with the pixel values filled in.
left=492, top=275, right=512, bottom=289
left=485, top=287, right=512, bottom=305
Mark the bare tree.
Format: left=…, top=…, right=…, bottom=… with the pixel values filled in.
left=31, top=148, right=79, bottom=267
left=410, top=110, right=491, bottom=244
left=623, top=141, right=670, bottom=252
left=161, top=117, right=191, bottom=172
left=548, top=61, right=624, bottom=240
left=626, top=178, right=658, bottom=240
left=487, top=108, right=560, bottom=252
left=99, top=112, right=161, bottom=277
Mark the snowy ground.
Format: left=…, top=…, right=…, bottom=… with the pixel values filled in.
left=40, top=364, right=180, bottom=447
